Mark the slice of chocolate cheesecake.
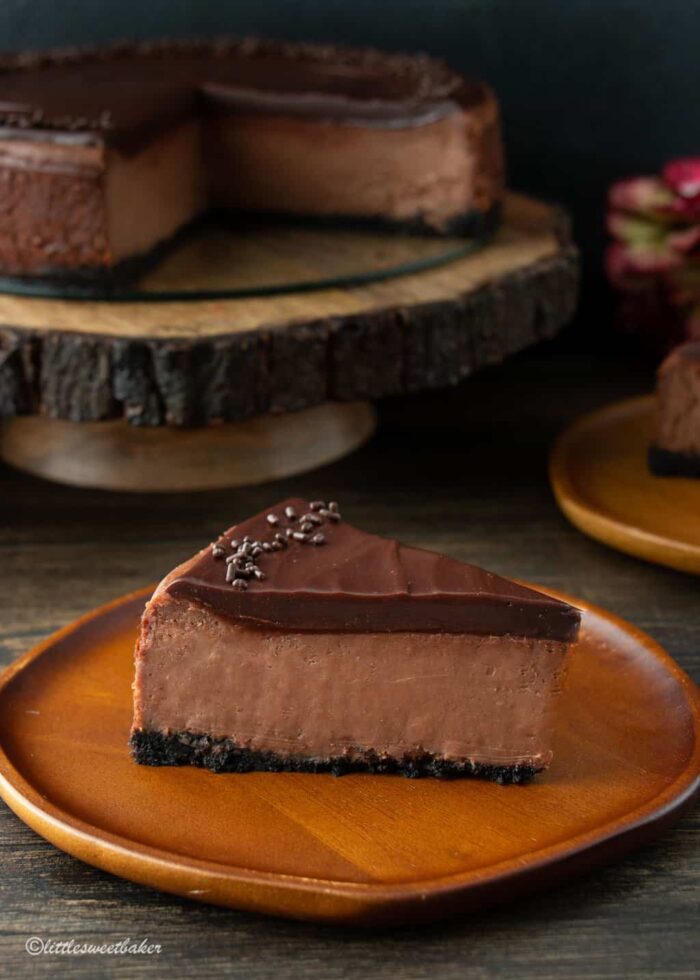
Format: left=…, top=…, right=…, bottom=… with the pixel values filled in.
left=130, top=499, right=580, bottom=783
left=649, top=342, right=700, bottom=478
left=0, top=38, right=503, bottom=282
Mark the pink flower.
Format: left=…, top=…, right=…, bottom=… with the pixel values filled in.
left=604, top=241, right=678, bottom=289
left=668, top=224, right=700, bottom=254
left=605, top=243, right=641, bottom=289
left=608, top=176, right=675, bottom=218
left=606, top=159, right=700, bottom=349
left=605, top=212, right=700, bottom=278
left=662, top=158, right=700, bottom=218
left=663, top=157, right=700, bottom=199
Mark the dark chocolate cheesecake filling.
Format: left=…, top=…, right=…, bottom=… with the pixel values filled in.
left=650, top=341, right=700, bottom=478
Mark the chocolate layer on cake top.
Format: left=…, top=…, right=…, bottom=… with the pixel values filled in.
left=166, top=498, right=580, bottom=641
left=0, top=38, right=485, bottom=152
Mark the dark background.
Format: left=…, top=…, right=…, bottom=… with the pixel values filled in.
left=0, top=0, right=698, bottom=279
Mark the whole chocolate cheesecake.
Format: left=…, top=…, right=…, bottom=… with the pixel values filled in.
left=130, top=499, right=580, bottom=783
left=649, top=342, right=700, bottom=478
left=0, top=38, right=504, bottom=282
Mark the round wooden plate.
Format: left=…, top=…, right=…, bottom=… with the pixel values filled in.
left=550, top=396, right=700, bottom=576
left=0, top=586, right=698, bottom=926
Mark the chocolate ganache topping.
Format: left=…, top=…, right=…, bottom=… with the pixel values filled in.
left=0, top=38, right=486, bottom=153
left=166, top=498, right=581, bottom=641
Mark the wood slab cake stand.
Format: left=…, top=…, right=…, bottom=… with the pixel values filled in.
left=0, top=194, right=578, bottom=491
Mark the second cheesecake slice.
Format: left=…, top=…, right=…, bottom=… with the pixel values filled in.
left=131, top=499, right=580, bottom=783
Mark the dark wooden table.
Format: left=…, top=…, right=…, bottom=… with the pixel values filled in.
left=1, top=341, right=698, bottom=979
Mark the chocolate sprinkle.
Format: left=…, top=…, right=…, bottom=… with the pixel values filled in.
left=218, top=497, right=342, bottom=588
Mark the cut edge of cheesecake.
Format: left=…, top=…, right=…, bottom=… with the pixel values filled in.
left=0, top=37, right=504, bottom=281
left=130, top=498, right=581, bottom=783
left=649, top=341, right=700, bottom=478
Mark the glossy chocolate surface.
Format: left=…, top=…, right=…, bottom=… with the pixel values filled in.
left=166, top=498, right=581, bottom=641
left=0, top=38, right=486, bottom=152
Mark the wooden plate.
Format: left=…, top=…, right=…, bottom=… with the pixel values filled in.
left=550, top=396, right=700, bottom=575
left=0, top=586, right=698, bottom=926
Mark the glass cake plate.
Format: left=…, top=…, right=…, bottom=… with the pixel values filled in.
left=0, top=218, right=485, bottom=302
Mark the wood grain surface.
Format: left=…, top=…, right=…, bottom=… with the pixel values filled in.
left=0, top=346, right=697, bottom=977
left=0, top=194, right=578, bottom=426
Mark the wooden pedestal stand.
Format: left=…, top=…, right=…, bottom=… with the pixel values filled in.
left=0, top=194, right=578, bottom=491
left=1, top=402, right=376, bottom=492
